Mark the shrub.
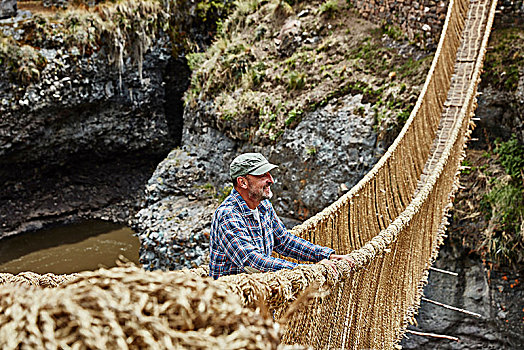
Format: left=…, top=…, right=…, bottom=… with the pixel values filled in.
left=319, top=0, right=339, bottom=19
left=381, top=23, right=405, bottom=41
left=480, top=136, right=524, bottom=266
left=481, top=27, right=523, bottom=91
left=249, top=62, right=267, bottom=88
left=494, top=136, right=524, bottom=180
left=480, top=181, right=524, bottom=266
left=287, top=71, right=306, bottom=90
left=0, top=36, right=47, bottom=85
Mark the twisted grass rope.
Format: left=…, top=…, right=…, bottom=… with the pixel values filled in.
left=0, top=272, right=78, bottom=288
left=0, top=265, right=305, bottom=350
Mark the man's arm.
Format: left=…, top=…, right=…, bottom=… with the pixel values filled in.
left=270, top=206, right=334, bottom=262
left=217, top=211, right=298, bottom=272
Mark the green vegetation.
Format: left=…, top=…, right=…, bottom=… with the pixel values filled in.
left=480, top=136, right=524, bottom=266
left=319, top=0, right=339, bottom=19
left=460, top=159, right=473, bottom=175
left=482, top=26, right=524, bottom=91
left=481, top=182, right=523, bottom=266
left=494, top=136, right=524, bottom=180
left=184, top=0, right=432, bottom=143
left=350, top=37, right=387, bottom=72
left=196, top=183, right=233, bottom=201
left=306, top=146, right=317, bottom=155
left=218, top=185, right=234, bottom=201
left=287, top=71, right=306, bottom=90
left=349, top=35, right=432, bottom=83
left=0, top=36, right=46, bottom=85
left=398, top=56, right=431, bottom=80
left=381, top=23, right=405, bottom=42
left=285, top=108, right=302, bottom=126
left=168, top=0, right=235, bottom=56
left=396, top=106, right=412, bottom=124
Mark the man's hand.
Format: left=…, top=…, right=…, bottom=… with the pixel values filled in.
left=329, top=254, right=356, bottom=268
left=318, top=254, right=355, bottom=278
left=318, top=258, right=339, bottom=278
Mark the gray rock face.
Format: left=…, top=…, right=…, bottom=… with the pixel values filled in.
left=474, top=86, right=524, bottom=145
left=0, top=45, right=173, bottom=171
left=135, top=195, right=215, bottom=271
left=268, top=94, right=378, bottom=218
left=0, top=0, right=16, bottom=19
left=143, top=148, right=224, bottom=205
left=133, top=148, right=220, bottom=270
left=401, top=243, right=524, bottom=349
left=180, top=93, right=380, bottom=219
left=275, top=18, right=302, bottom=57
left=0, top=9, right=192, bottom=238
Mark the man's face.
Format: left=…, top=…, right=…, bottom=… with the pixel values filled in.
left=244, top=172, right=274, bottom=201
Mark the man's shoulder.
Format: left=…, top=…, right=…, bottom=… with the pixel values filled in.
left=214, top=193, right=243, bottom=219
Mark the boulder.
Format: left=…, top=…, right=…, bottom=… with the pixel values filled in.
left=0, top=0, right=16, bottom=19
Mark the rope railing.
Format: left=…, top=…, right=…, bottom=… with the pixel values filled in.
left=0, top=0, right=497, bottom=348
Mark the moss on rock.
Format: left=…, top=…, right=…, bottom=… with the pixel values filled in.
left=481, top=24, right=524, bottom=92
left=1, top=0, right=167, bottom=85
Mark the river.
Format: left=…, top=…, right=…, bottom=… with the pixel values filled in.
left=0, top=220, right=140, bottom=275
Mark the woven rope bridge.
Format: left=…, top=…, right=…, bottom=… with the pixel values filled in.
left=0, top=0, right=498, bottom=348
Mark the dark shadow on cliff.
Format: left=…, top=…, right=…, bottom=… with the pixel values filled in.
left=164, top=56, right=190, bottom=145
left=0, top=151, right=165, bottom=238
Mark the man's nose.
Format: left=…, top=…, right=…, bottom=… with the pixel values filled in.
left=266, top=172, right=274, bottom=184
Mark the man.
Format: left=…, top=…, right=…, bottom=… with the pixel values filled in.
left=209, top=153, right=355, bottom=279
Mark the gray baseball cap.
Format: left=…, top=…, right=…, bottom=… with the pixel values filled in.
left=230, top=153, right=278, bottom=180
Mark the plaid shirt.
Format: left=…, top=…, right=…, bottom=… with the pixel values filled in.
left=209, top=188, right=334, bottom=279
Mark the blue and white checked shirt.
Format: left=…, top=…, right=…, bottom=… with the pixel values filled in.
left=209, top=188, right=334, bottom=279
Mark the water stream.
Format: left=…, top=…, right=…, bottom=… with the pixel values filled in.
left=0, top=220, right=140, bottom=275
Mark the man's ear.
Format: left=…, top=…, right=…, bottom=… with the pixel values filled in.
left=239, top=177, right=248, bottom=189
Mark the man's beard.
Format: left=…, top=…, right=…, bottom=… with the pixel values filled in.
left=247, top=182, right=273, bottom=202
left=261, top=186, right=273, bottom=200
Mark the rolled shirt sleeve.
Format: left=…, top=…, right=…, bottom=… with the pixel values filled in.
left=271, top=206, right=334, bottom=262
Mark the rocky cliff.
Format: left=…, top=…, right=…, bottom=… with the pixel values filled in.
left=0, top=2, right=183, bottom=237
left=0, top=0, right=227, bottom=238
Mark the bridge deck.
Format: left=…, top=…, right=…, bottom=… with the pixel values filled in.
left=418, top=0, right=492, bottom=190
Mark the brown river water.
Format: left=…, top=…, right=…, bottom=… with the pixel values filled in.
left=0, top=220, right=140, bottom=275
